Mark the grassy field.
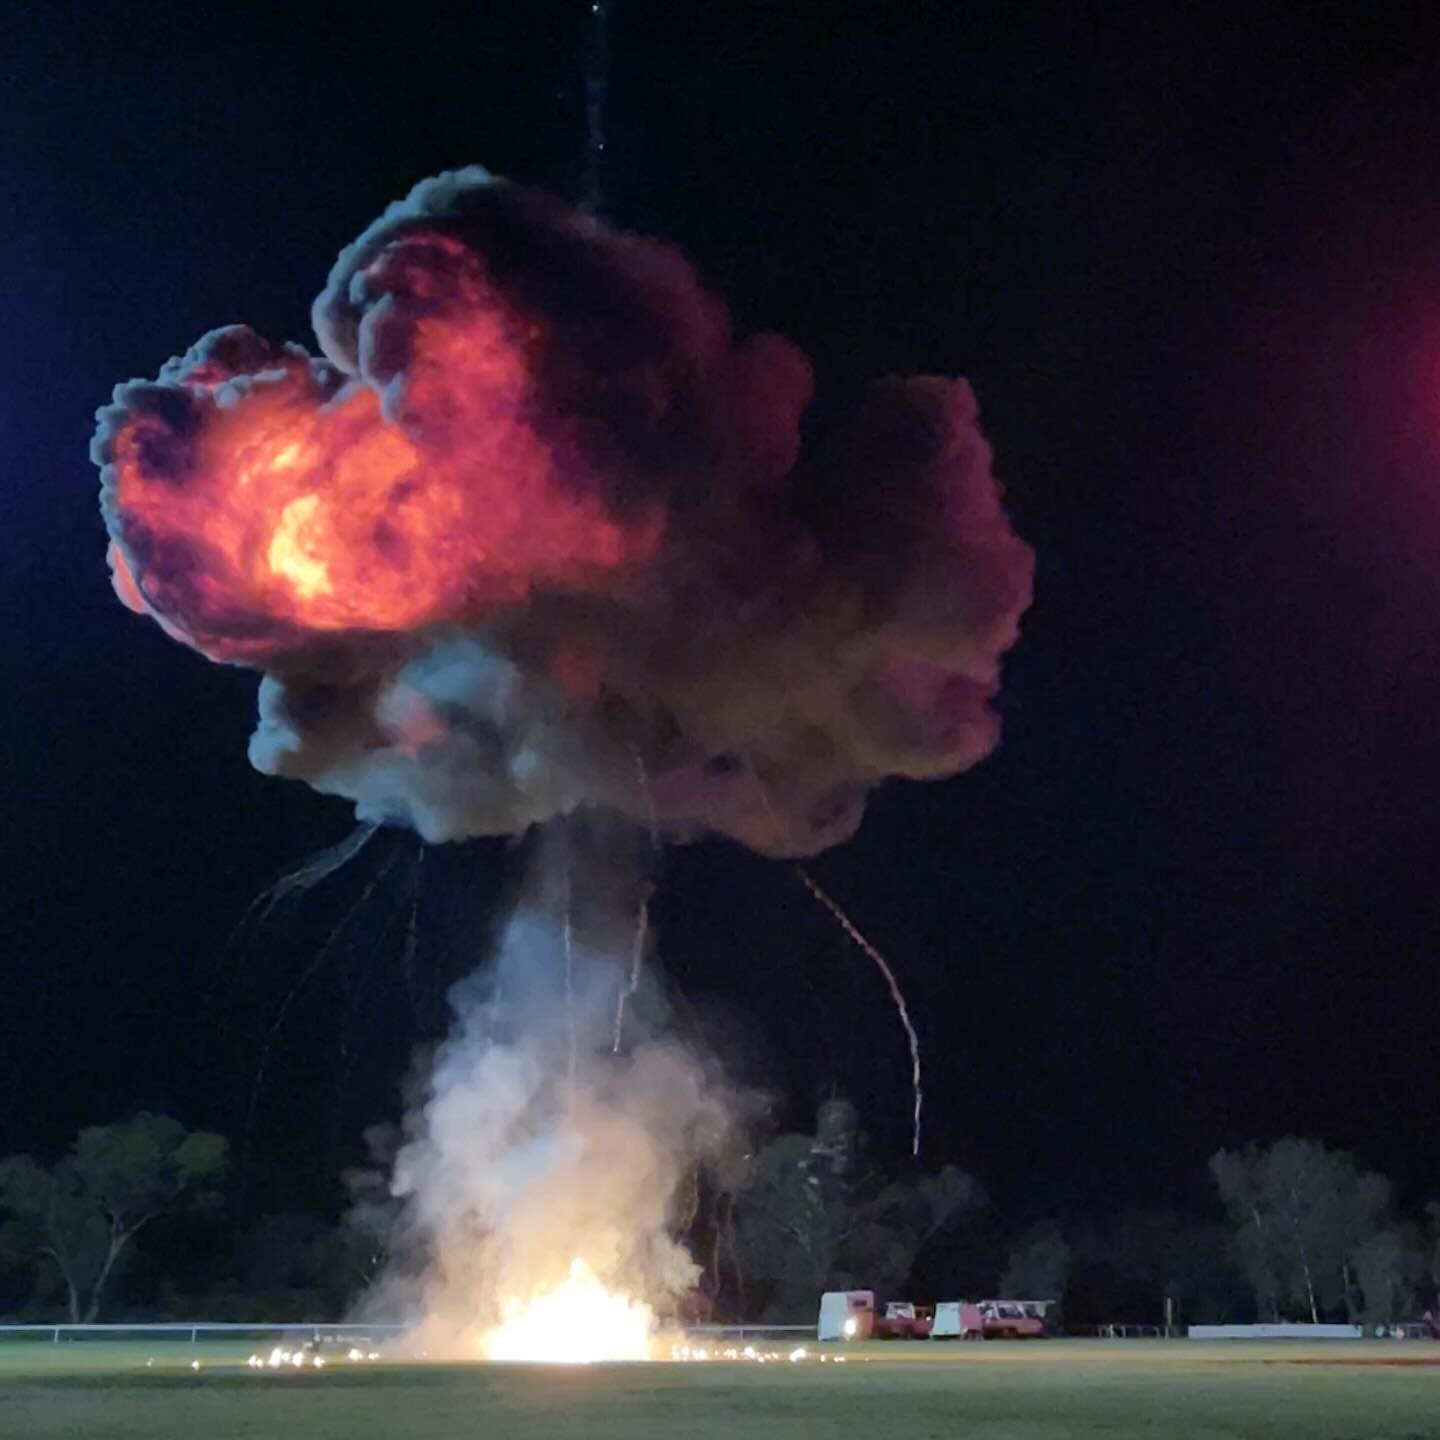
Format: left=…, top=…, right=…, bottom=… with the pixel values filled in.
left=1, top=1338, right=1437, bottom=1439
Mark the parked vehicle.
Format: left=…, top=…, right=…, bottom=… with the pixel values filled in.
left=819, top=1291, right=1052, bottom=1342
left=977, top=1300, right=1049, bottom=1339
left=931, top=1301, right=985, bottom=1339
left=817, top=1289, right=875, bottom=1340
left=874, top=1301, right=934, bottom=1340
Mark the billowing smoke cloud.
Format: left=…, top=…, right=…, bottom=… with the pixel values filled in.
left=364, top=814, right=735, bottom=1355
left=93, top=167, right=1032, bottom=856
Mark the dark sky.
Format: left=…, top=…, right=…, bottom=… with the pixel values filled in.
left=3, top=1, right=1440, bottom=1225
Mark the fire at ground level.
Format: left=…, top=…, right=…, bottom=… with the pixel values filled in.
left=2, top=1340, right=1437, bottom=1440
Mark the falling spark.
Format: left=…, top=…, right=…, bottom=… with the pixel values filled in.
left=614, top=745, right=658, bottom=1052
left=562, top=859, right=578, bottom=1103
left=795, top=865, right=924, bottom=1157
left=241, top=842, right=404, bottom=1170
left=247, top=821, right=380, bottom=930
left=612, top=883, right=649, bottom=1053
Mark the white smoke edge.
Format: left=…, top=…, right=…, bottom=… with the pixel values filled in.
left=347, top=809, right=740, bottom=1356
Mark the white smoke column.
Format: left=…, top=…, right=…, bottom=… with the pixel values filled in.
left=375, top=813, right=731, bottom=1358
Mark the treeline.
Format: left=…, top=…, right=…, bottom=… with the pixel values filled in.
left=718, top=1112, right=1440, bottom=1330
left=1, top=1108, right=1437, bottom=1328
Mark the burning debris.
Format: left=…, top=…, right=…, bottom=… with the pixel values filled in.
left=244, top=1344, right=378, bottom=1371
left=94, top=168, right=1031, bottom=1362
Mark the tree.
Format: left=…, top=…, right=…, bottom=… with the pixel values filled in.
left=1066, top=1210, right=1245, bottom=1328
left=730, top=1119, right=984, bottom=1321
left=1349, top=1226, right=1423, bottom=1330
left=1210, top=1138, right=1390, bottom=1324
left=1000, top=1221, right=1070, bottom=1307
left=1425, top=1202, right=1440, bottom=1310
left=0, top=1113, right=228, bottom=1321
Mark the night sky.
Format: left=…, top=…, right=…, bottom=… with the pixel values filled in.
left=4, top=2, right=1440, bottom=1227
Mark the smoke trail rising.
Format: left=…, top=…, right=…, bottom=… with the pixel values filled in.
left=367, top=812, right=733, bottom=1357
left=581, top=1, right=612, bottom=216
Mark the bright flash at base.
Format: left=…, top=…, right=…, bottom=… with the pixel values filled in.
left=482, top=1258, right=655, bottom=1364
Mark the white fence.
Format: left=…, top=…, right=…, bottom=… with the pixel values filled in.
left=0, top=1321, right=806, bottom=1346
left=1066, top=1324, right=1171, bottom=1339
left=0, top=1322, right=404, bottom=1345
left=686, top=1324, right=811, bottom=1339
left=1188, top=1324, right=1362, bottom=1340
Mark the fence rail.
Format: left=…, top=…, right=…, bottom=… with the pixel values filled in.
left=0, top=1323, right=405, bottom=1344
left=685, top=1324, right=812, bottom=1338
left=1065, top=1325, right=1172, bottom=1339
left=0, top=1321, right=806, bottom=1345
left=9, top=1319, right=1427, bottom=1347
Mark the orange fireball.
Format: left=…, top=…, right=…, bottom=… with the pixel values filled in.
left=99, top=248, right=663, bottom=662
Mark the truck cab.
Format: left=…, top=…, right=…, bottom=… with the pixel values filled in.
left=875, top=1301, right=934, bottom=1340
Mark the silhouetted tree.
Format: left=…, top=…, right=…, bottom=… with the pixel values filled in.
left=0, top=1113, right=227, bottom=1321
left=730, top=1111, right=984, bottom=1320
left=1349, top=1225, right=1424, bottom=1329
left=1210, top=1138, right=1390, bottom=1323
left=1000, top=1221, right=1070, bottom=1309
left=1425, top=1202, right=1440, bottom=1310
left=1066, top=1211, right=1245, bottom=1327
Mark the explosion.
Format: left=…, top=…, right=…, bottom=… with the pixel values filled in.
left=94, top=166, right=1032, bottom=858
left=93, top=167, right=1032, bottom=1359
left=484, top=1259, right=654, bottom=1364
left=369, top=815, right=730, bottom=1361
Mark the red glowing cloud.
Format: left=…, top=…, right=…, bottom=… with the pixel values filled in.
left=94, top=168, right=1033, bottom=856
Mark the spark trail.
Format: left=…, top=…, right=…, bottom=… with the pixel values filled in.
left=581, top=0, right=612, bottom=216
left=613, top=744, right=658, bottom=1052
left=795, top=864, right=924, bottom=1157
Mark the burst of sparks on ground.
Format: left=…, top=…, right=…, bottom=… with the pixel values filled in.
left=795, top=864, right=925, bottom=1156
left=481, top=1258, right=655, bottom=1364
left=232, top=1333, right=853, bottom=1375
left=668, top=1343, right=847, bottom=1366
left=245, top=1347, right=376, bottom=1372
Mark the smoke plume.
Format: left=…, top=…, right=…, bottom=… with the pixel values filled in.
left=93, top=166, right=1033, bottom=857
left=366, top=814, right=733, bottom=1354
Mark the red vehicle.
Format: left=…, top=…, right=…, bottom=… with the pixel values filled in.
left=977, top=1300, right=1048, bottom=1339
left=874, top=1301, right=934, bottom=1339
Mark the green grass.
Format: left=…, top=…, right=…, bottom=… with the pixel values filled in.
left=0, top=1339, right=1436, bottom=1439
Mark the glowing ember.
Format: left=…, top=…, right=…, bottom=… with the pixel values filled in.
left=482, top=1258, right=654, bottom=1364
